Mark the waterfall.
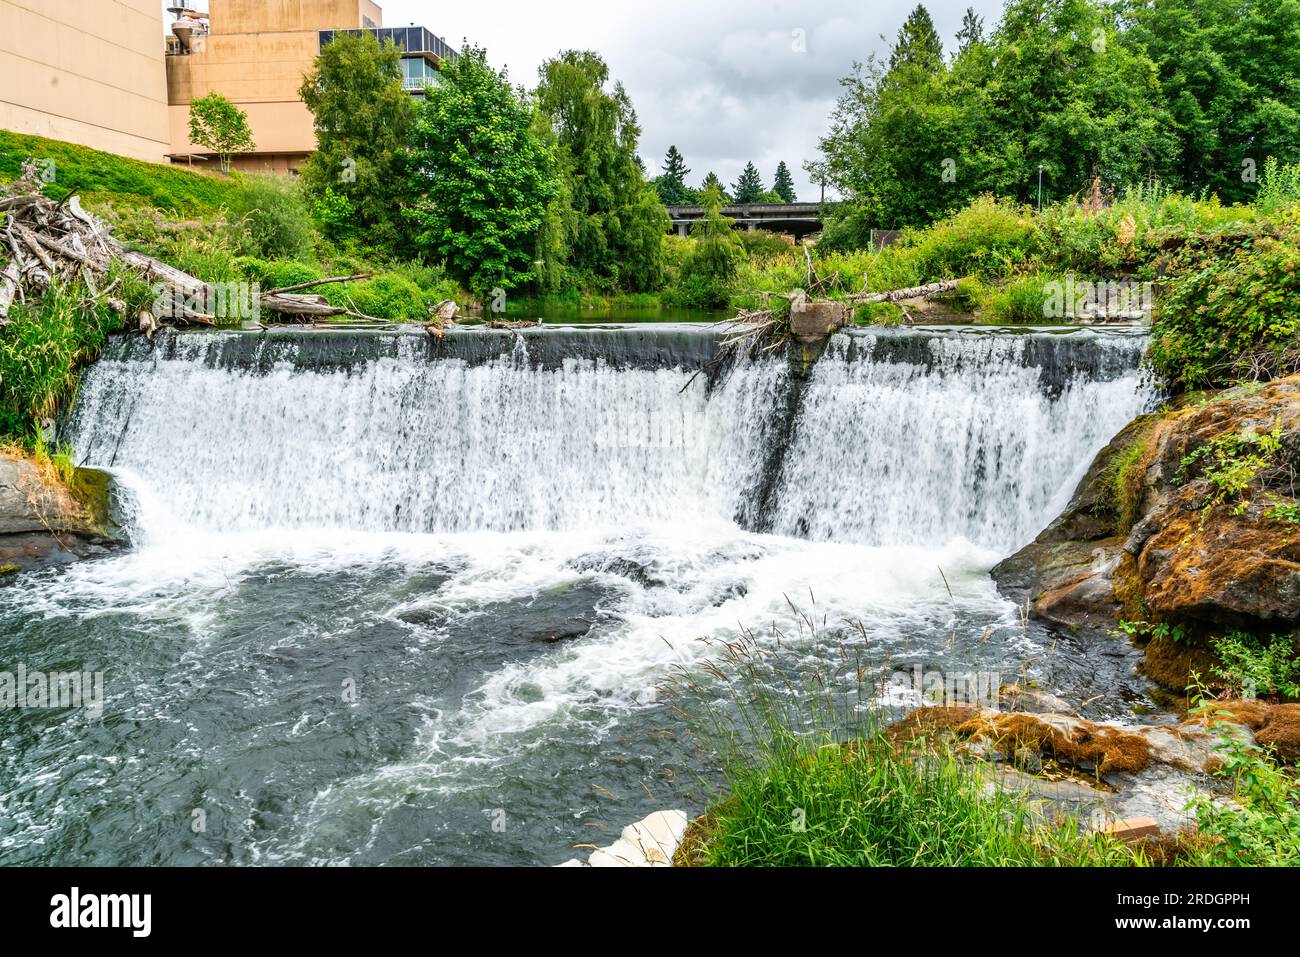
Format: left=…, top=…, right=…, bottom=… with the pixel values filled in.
left=66, top=326, right=1150, bottom=552
left=768, top=329, right=1151, bottom=551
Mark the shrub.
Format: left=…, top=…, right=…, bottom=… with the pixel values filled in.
left=1211, top=633, right=1300, bottom=700
left=323, top=274, right=426, bottom=321
left=1256, top=158, right=1300, bottom=216
left=1037, top=183, right=1251, bottom=278
left=238, top=258, right=323, bottom=290
left=1147, top=232, right=1300, bottom=391
left=981, top=271, right=1059, bottom=324
left=227, top=174, right=317, bottom=260
left=899, top=195, right=1036, bottom=282
left=1186, top=693, right=1300, bottom=865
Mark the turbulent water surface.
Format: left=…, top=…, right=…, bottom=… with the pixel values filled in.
left=0, top=324, right=1154, bottom=865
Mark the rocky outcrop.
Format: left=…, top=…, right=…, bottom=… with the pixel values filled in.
left=890, top=704, right=1258, bottom=835
left=993, top=375, right=1300, bottom=692
left=0, top=454, right=121, bottom=575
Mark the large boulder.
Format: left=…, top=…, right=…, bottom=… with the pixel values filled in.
left=0, top=454, right=121, bottom=574
left=993, top=373, right=1300, bottom=692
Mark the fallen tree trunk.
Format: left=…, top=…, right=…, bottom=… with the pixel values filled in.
left=846, top=279, right=960, bottom=303
left=265, top=273, right=372, bottom=295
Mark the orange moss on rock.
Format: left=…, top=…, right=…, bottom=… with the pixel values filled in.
left=885, top=705, right=982, bottom=747
left=954, top=712, right=1152, bottom=775
left=1187, top=700, right=1300, bottom=763
left=1137, top=489, right=1300, bottom=624
left=1138, top=631, right=1223, bottom=695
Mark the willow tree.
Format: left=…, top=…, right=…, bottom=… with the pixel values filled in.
left=535, top=51, right=668, bottom=292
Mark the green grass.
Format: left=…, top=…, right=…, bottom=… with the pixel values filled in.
left=1098, top=428, right=1157, bottom=532
left=688, top=728, right=1139, bottom=866
left=0, top=129, right=241, bottom=215
left=0, top=267, right=152, bottom=441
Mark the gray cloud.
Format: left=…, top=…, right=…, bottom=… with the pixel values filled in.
left=169, top=1, right=1007, bottom=199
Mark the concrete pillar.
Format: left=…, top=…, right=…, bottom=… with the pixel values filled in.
left=677, top=222, right=688, bottom=238
left=747, top=222, right=757, bottom=232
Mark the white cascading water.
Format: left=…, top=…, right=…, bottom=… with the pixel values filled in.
left=67, top=328, right=1150, bottom=550
left=67, top=333, right=786, bottom=538
left=771, top=331, right=1151, bottom=552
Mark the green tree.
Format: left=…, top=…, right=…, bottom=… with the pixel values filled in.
left=732, top=162, right=765, bottom=203
left=889, top=4, right=945, bottom=73
left=655, top=145, right=693, bottom=204
left=772, top=161, right=797, bottom=203
left=1120, top=0, right=1300, bottom=203
left=699, top=172, right=733, bottom=203
left=187, top=93, right=254, bottom=174
left=815, top=0, right=1177, bottom=232
left=299, top=32, right=414, bottom=252
left=955, top=7, right=985, bottom=54
left=535, top=50, right=668, bottom=292
left=674, top=185, right=745, bottom=307
left=404, top=46, right=557, bottom=296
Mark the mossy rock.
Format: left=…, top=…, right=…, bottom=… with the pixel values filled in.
left=1139, top=631, right=1222, bottom=695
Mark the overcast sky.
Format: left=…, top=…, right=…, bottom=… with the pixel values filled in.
left=169, top=1, right=1008, bottom=200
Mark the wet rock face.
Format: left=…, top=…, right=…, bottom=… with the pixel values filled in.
left=994, top=373, right=1300, bottom=690
left=0, top=455, right=120, bottom=574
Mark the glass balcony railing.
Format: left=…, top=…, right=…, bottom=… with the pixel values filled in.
left=319, top=27, right=457, bottom=63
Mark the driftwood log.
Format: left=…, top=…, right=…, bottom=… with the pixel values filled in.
left=0, top=192, right=389, bottom=330
left=846, top=279, right=960, bottom=303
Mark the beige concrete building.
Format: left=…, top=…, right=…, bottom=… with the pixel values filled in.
left=165, top=1, right=453, bottom=173
left=0, top=0, right=171, bottom=162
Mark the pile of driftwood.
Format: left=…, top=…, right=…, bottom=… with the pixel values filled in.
left=1, top=192, right=453, bottom=334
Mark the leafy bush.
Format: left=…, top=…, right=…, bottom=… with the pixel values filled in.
left=1256, top=158, right=1300, bottom=216
left=323, top=274, right=427, bottom=321
left=981, top=271, right=1058, bottom=324
left=1037, top=183, right=1251, bottom=278
left=1148, top=233, right=1300, bottom=391
left=665, top=187, right=744, bottom=308
left=1175, top=425, right=1283, bottom=512
left=1211, top=632, right=1300, bottom=700
left=1186, top=695, right=1300, bottom=865
left=237, top=258, right=323, bottom=290
left=227, top=174, right=317, bottom=260
left=898, top=195, right=1037, bottom=282
left=736, top=230, right=794, bottom=261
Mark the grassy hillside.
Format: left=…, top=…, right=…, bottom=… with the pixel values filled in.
left=0, top=129, right=240, bottom=214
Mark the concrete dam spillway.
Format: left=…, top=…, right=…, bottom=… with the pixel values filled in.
left=0, top=323, right=1153, bottom=864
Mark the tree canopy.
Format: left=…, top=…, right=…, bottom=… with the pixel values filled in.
left=534, top=50, right=668, bottom=292
left=732, top=162, right=766, bottom=203
left=404, top=46, right=557, bottom=296
left=187, top=93, right=254, bottom=174
left=299, top=32, right=414, bottom=252
left=814, top=0, right=1217, bottom=237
